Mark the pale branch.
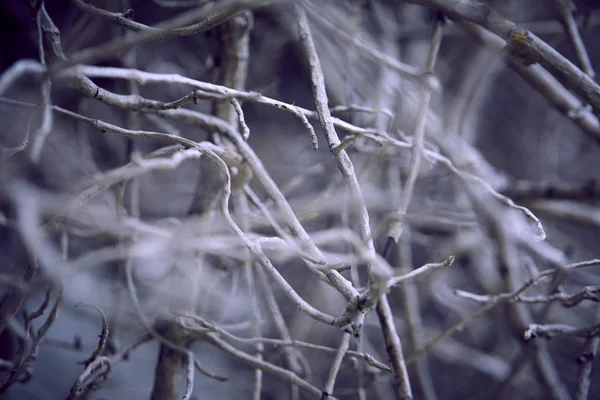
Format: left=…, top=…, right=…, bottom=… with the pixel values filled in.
left=49, top=0, right=282, bottom=74
left=525, top=323, right=600, bottom=340
left=408, top=0, right=600, bottom=117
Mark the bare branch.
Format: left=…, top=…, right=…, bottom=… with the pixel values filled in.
left=408, top=0, right=600, bottom=117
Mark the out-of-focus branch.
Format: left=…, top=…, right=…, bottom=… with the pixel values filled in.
left=206, top=332, right=339, bottom=399
left=176, top=311, right=390, bottom=372
left=396, top=234, right=438, bottom=400
left=0, top=255, right=37, bottom=336
left=0, top=289, right=63, bottom=394
left=456, top=285, right=600, bottom=308
left=554, top=0, right=595, bottom=78
left=49, top=0, right=281, bottom=74
left=462, top=22, right=600, bottom=144
left=530, top=200, right=600, bottom=228
left=408, top=259, right=600, bottom=364
left=408, top=0, right=600, bottom=117
left=575, top=306, right=600, bottom=400
left=502, top=179, right=600, bottom=202
left=303, top=3, right=422, bottom=81
left=388, top=14, right=443, bottom=243
left=525, top=323, right=600, bottom=340
left=376, top=15, right=445, bottom=399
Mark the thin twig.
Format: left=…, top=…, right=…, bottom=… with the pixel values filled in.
left=455, top=285, right=600, bottom=308
left=321, top=332, right=351, bottom=399
left=407, top=259, right=600, bottom=364
left=525, top=323, right=600, bottom=340
left=575, top=306, right=600, bottom=400
left=388, top=14, right=444, bottom=242
left=73, top=303, right=109, bottom=366
left=50, top=0, right=281, bottom=74
left=396, top=234, right=438, bottom=400
left=386, top=256, right=454, bottom=290
left=207, top=332, right=339, bottom=399
left=303, top=3, right=422, bottom=80
left=376, top=296, right=413, bottom=400
left=182, top=352, right=195, bottom=400
left=30, top=3, right=54, bottom=163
